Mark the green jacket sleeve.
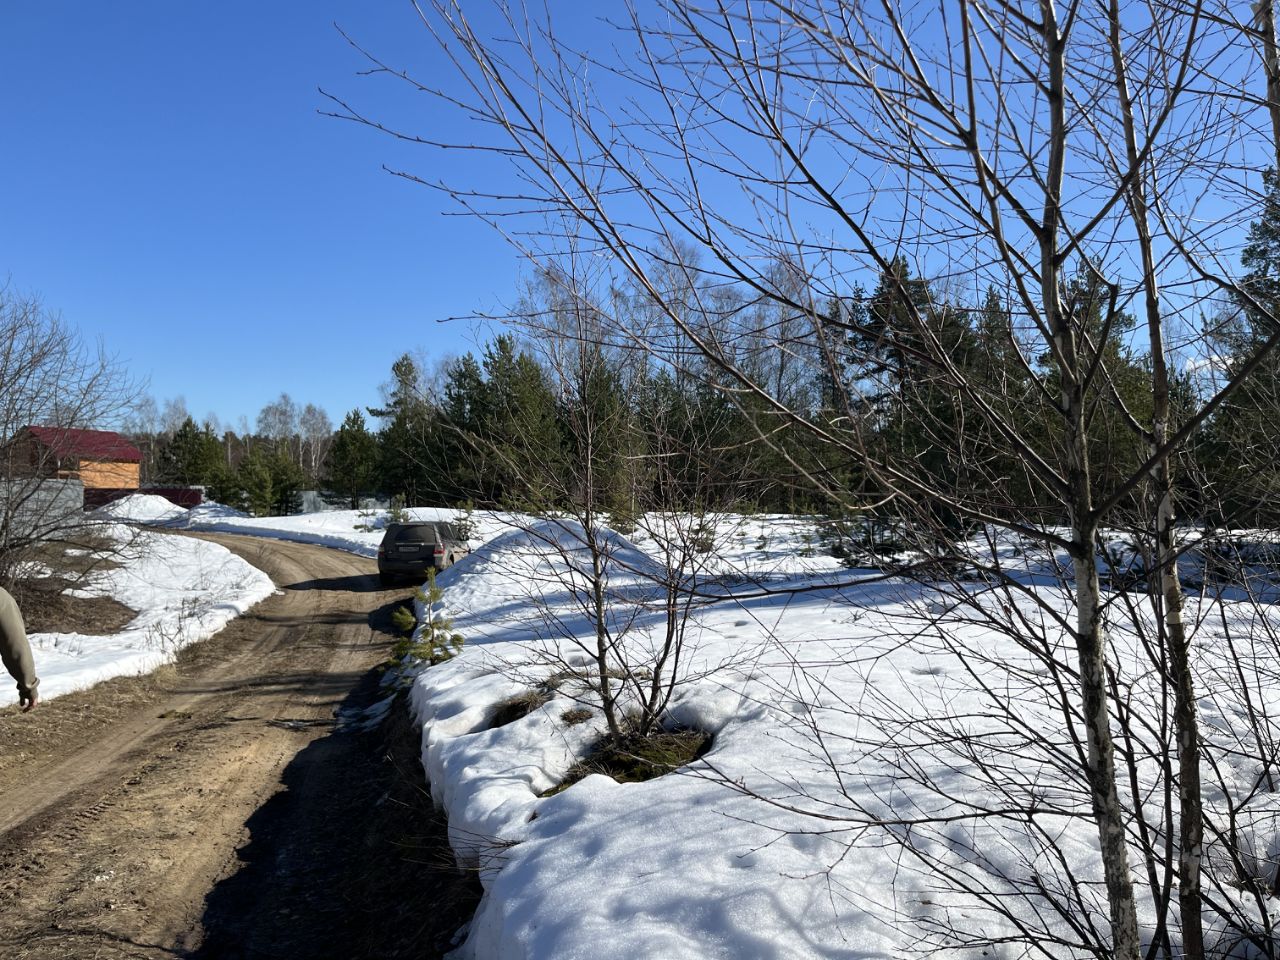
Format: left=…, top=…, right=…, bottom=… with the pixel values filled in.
left=0, top=587, right=37, bottom=699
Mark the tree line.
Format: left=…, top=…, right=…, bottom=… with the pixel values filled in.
left=132, top=190, right=1280, bottom=537
left=125, top=392, right=331, bottom=516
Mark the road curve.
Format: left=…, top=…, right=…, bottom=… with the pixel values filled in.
left=0, top=532, right=449, bottom=958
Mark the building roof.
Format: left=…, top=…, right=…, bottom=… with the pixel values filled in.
left=23, top=426, right=143, bottom=463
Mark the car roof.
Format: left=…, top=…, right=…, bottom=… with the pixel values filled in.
left=383, top=522, right=460, bottom=539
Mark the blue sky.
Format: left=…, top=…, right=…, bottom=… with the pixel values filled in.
left=0, top=2, right=520, bottom=429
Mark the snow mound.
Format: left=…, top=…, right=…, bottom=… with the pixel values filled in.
left=481, top=517, right=666, bottom=583
left=28, top=526, right=275, bottom=701
left=91, top=494, right=187, bottom=524
left=184, top=501, right=249, bottom=523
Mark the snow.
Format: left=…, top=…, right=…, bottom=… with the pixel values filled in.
left=167, top=502, right=499, bottom=558
left=26, top=520, right=274, bottom=701
left=90, top=492, right=187, bottom=524
left=407, top=523, right=909, bottom=960
left=105, top=494, right=1280, bottom=957
left=399, top=521, right=1280, bottom=959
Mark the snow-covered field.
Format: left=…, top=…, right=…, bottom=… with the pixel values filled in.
left=107, top=494, right=1280, bottom=958
left=24, top=507, right=274, bottom=702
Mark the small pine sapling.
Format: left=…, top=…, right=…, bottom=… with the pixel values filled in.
left=607, top=505, right=639, bottom=536
left=454, top=499, right=477, bottom=541
left=386, top=493, right=409, bottom=525
left=391, top=570, right=465, bottom=666
left=690, top=519, right=716, bottom=554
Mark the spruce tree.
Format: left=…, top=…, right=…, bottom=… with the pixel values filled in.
left=327, top=409, right=379, bottom=508
left=155, top=416, right=222, bottom=486
left=1205, top=170, right=1280, bottom=524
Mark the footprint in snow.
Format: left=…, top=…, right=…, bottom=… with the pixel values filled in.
left=910, top=665, right=946, bottom=676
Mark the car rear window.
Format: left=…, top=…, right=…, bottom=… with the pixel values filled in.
left=388, top=524, right=439, bottom=544
left=381, top=523, right=466, bottom=546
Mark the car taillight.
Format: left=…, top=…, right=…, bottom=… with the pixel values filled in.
left=433, top=545, right=445, bottom=556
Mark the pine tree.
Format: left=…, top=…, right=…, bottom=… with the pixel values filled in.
left=392, top=570, right=465, bottom=666
left=237, top=447, right=275, bottom=517
left=326, top=409, right=379, bottom=508
left=155, top=416, right=222, bottom=486
left=1204, top=169, right=1280, bottom=523
left=369, top=354, right=435, bottom=505
left=476, top=336, right=564, bottom=507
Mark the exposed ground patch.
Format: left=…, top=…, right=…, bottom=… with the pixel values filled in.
left=542, top=725, right=713, bottom=796
left=12, top=576, right=137, bottom=634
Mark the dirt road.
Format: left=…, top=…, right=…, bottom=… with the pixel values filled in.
left=0, top=533, right=476, bottom=959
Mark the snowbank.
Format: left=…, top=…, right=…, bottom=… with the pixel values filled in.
left=403, top=521, right=1280, bottom=959
left=27, top=523, right=274, bottom=702
left=403, top=520, right=911, bottom=959
left=91, top=493, right=187, bottom=524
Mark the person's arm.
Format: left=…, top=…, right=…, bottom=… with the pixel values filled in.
left=0, top=589, right=38, bottom=710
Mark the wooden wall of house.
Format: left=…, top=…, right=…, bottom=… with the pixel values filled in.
left=79, top=461, right=140, bottom=490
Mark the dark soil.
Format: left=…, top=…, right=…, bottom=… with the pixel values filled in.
left=543, top=725, right=712, bottom=796
left=196, top=692, right=482, bottom=960
left=488, top=689, right=553, bottom=729
left=11, top=576, right=137, bottom=634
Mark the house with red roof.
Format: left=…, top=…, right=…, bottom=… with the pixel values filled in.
left=11, top=426, right=143, bottom=491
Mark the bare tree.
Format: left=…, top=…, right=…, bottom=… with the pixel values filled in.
left=159, top=396, right=189, bottom=437
left=0, top=288, right=140, bottom=583
left=299, top=402, right=333, bottom=480
left=257, top=392, right=301, bottom=468
left=329, top=0, right=1280, bottom=954
left=256, top=392, right=297, bottom=441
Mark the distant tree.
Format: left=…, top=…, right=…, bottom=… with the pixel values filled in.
left=0, top=288, right=140, bottom=584
left=204, top=461, right=244, bottom=512
left=123, top=395, right=161, bottom=482
left=154, top=416, right=221, bottom=486
left=159, top=396, right=190, bottom=436
left=326, top=409, right=379, bottom=508
left=124, top=396, right=160, bottom=437
left=475, top=335, right=564, bottom=506
left=436, top=353, right=489, bottom=502
left=236, top=447, right=275, bottom=518
left=299, top=403, right=332, bottom=481
left=266, top=449, right=304, bottom=515
left=370, top=354, right=434, bottom=504
left=256, top=393, right=298, bottom=444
